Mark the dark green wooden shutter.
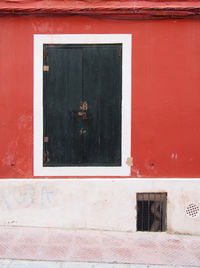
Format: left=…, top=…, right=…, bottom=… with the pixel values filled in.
left=43, top=44, right=122, bottom=167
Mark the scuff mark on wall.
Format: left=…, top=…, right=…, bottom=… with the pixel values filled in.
left=132, top=168, right=142, bottom=178
left=126, top=157, right=133, bottom=167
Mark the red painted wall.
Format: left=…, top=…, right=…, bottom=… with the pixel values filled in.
left=0, top=16, right=200, bottom=178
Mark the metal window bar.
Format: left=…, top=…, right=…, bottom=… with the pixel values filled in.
left=137, top=192, right=167, bottom=232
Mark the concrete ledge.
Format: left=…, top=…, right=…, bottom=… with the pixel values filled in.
left=0, top=259, right=198, bottom=268
left=0, top=227, right=200, bottom=267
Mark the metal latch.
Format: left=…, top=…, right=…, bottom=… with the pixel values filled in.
left=77, top=112, right=88, bottom=120
left=80, top=101, right=88, bottom=111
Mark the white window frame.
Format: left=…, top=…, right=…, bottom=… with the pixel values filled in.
left=34, top=34, right=132, bottom=176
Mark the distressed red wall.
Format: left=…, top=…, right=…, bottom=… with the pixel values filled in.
left=0, top=16, right=200, bottom=178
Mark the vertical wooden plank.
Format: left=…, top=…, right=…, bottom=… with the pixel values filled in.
left=43, top=46, right=83, bottom=166
left=83, top=44, right=122, bottom=166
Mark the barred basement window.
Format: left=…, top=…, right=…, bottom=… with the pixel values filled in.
left=137, top=193, right=167, bottom=232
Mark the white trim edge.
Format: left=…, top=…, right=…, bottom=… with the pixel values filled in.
left=34, top=34, right=132, bottom=176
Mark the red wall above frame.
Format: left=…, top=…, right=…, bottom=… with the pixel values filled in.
left=0, top=0, right=200, bottom=19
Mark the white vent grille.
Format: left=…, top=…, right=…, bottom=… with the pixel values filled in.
left=186, top=203, right=200, bottom=218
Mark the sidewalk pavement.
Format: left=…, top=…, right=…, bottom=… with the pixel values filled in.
left=0, top=227, right=199, bottom=267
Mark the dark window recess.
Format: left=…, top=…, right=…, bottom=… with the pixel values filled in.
left=43, top=44, right=122, bottom=167
left=137, top=193, right=167, bottom=232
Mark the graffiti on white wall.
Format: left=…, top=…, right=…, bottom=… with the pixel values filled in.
left=0, top=185, right=54, bottom=210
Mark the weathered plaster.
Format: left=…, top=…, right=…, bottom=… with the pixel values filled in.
left=0, top=179, right=199, bottom=235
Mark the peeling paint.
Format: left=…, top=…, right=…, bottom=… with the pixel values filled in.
left=132, top=168, right=142, bottom=178
left=171, top=153, right=178, bottom=159
left=126, top=157, right=133, bottom=167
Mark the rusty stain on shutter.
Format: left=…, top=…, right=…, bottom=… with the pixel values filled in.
left=43, top=151, right=50, bottom=163
left=44, top=137, right=49, bottom=143
left=43, top=65, right=49, bottom=72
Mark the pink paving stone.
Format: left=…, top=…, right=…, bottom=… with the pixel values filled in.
left=101, top=233, right=130, bottom=247
left=70, top=247, right=103, bottom=262
left=158, top=239, right=185, bottom=255
left=72, top=233, right=101, bottom=247
left=20, top=234, right=44, bottom=244
left=41, top=245, right=70, bottom=260
left=162, top=248, right=196, bottom=266
left=128, top=248, right=166, bottom=265
left=0, top=244, right=9, bottom=256
left=47, top=232, right=73, bottom=245
left=0, top=230, right=17, bottom=242
left=14, top=228, right=49, bottom=244
left=102, top=247, right=133, bottom=263
left=183, top=236, right=200, bottom=252
left=0, top=227, right=199, bottom=267
left=133, top=239, right=157, bottom=249
left=10, top=244, right=40, bottom=259
left=157, top=237, right=200, bottom=266
left=194, top=252, right=200, bottom=261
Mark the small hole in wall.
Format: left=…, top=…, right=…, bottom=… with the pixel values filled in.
left=137, top=193, right=167, bottom=232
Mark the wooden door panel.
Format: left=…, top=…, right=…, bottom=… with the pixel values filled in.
left=83, top=45, right=122, bottom=165
left=44, top=47, right=83, bottom=165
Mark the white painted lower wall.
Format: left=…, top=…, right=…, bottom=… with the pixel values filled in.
left=0, top=179, right=199, bottom=235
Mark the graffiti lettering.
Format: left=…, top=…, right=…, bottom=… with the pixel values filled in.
left=0, top=185, right=54, bottom=210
